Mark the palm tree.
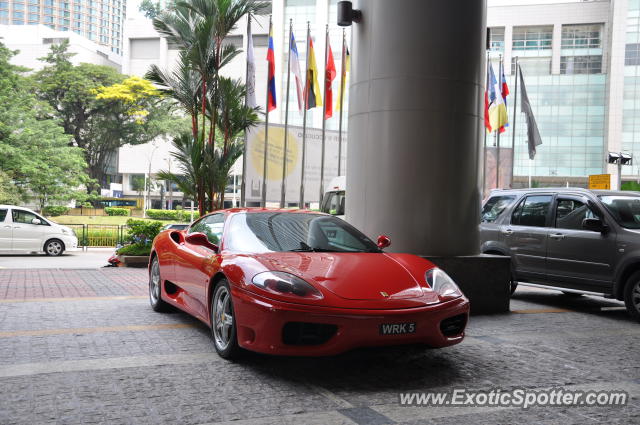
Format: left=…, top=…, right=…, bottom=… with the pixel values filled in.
left=150, top=0, right=268, bottom=213
left=157, top=133, right=207, bottom=215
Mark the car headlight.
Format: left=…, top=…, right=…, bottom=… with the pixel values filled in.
left=425, top=268, right=462, bottom=300
left=252, top=271, right=323, bottom=300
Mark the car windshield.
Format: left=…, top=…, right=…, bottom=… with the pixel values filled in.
left=225, top=212, right=381, bottom=253
left=599, top=195, right=640, bottom=229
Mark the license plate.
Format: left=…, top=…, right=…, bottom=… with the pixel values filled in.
left=379, top=322, right=416, bottom=335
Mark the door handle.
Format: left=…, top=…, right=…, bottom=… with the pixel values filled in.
left=550, top=233, right=565, bottom=240
left=3, top=225, right=10, bottom=228
left=502, top=228, right=514, bottom=236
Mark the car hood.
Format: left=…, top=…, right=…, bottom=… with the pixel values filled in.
left=254, top=252, right=439, bottom=302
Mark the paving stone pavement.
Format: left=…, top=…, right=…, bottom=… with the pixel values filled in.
left=0, top=268, right=638, bottom=424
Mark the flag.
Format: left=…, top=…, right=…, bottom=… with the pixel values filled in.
left=498, top=60, right=509, bottom=133
left=266, top=23, right=276, bottom=112
left=519, top=66, right=542, bottom=160
left=324, top=40, right=336, bottom=119
left=305, top=38, right=322, bottom=109
left=484, top=62, right=492, bottom=133
left=488, top=63, right=507, bottom=133
left=290, top=31, right=304, bottom=112
left=245, top=17, right=256, bottom=108
left=336, top=46, right=350, bottom=112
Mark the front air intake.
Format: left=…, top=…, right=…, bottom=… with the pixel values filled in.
left=440, top=314, right=467, bottom=337
left=282, top=322, right=337, bottom=345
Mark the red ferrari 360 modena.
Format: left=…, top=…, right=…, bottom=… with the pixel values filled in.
left=149, top=209, right=469, bottom=359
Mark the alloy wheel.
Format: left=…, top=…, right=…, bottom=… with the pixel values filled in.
left=46, top=241, right=62, bottom=256
left=213, top=285, right=234, bottom=351
left=149, top=259, right=161, bottom=305
left=633, top=281, right=640, bottom=313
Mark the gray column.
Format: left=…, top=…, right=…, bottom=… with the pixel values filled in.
left=346, top=0, right=486, bottom=256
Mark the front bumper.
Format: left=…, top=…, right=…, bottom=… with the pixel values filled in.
left=232, top=287, right=470, bottom=356
left=60, top=235, right=80, bottom=252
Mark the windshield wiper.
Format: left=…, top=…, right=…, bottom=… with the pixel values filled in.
left=287, top=242, right=342, bottom=252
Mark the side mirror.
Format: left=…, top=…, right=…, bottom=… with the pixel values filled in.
left=185, top=232, right=219, bottom=252
left=31, top=218, right=42, bottom=225
left=582, top=217, right=606, bottom=233
left=377, top=234, right=391, bottom=249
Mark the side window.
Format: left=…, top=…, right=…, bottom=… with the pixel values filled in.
left=511, top=195, right=552, bottom=227
left=0, top=209, right=6, bottom=222
left=555, top=199, right=597, bottom=230
left=481, top=195, right=516, bottom=222
left=12, top=210, right=39, bottom=225
left=189, top=214, right=224, bottom=244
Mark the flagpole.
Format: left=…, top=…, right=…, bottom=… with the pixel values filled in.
left=280, top=19, right=293, bottom=208
left=337, top=28, right=346, bottom=177
left=319, top=24, right=329, bottom=206
left=299, top=22, right=310, bottom=208
left=496, top=54, right=502, bottom=189
left=261, top=16, right=272, bottom=208
left=510, top=56, right=519, bottom=189
left=482, top=50, right=489, bottom=197
left=241, top=15, right=252, bottom=207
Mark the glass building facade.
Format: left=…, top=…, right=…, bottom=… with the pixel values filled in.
left=623, top=0, right=640, bottom=173
left=489, top=21, right=607, bottom=179
left=0, top=0, right=125, bottom=54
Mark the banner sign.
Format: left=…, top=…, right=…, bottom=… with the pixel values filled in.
left=588, top=174, right=610, bottom=190
left=245, top=124, right=347, bottom=204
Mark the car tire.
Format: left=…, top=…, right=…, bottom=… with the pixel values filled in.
left=44, top=239, right=65, bottom=256
left=210, top=278, right=240, bottom=359
left=623, top=271, right=640, bottom=322
left=149, top=257, right=170, bottom=312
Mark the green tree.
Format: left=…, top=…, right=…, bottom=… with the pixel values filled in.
left=0, top=43, right=90, bottom=210
left=31, top=41, right=187, bottom=190
left=0, top=171, right=20, bottom=205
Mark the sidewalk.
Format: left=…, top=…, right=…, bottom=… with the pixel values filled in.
left=0, top=248, right=116, bottom=269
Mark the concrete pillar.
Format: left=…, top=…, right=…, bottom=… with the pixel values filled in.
left=346, top=0, right=486, bottom=256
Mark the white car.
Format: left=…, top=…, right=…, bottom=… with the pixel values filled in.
left=0, top=205, right=79, bottom=256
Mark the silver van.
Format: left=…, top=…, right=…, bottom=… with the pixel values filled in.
left=480, top=188, right=640, bottom=321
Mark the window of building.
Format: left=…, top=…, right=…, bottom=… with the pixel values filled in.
left=513, top=26, right=553, bottom=51
left=560, top=55, right=602, bottom=74
left=626, top=43, right=640, bottom=65
left=489, top=27, right=505, bottom=52
left=13, top=11, right=24, bottom=19
left=28, top=13, right=38, bottom=21
left=562, top=24, right=602, bottom=49
left=13, top=3, right=25, bottom=11
left=129, top=174, right=145, bottom=192
left=0, top=2, right=7, bottom=9
left=43, top=15, right=53, bottom=23
left=511, top=56, right=551, bottom=75
left=0, top=11, right=7, bottom=18
left=43, top=7, right=52, bottom=14
left=28, top=0, right=38, bottom=4
left=43, top=0, right=53, bottom=6
left=28, top=5, right=38, bottom=12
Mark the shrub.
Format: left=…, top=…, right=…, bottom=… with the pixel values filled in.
left=105, top=207, right=130, bottom=216
left=125, top=219, right=164, bottom=244
left=82, top=202, right=92, bottom=208
left=42, top=206, right=69, bottom=216
left=146, top=208, right=199, bottom=222
left=146, top=209, right=179, bottom=220
left=116, top=242, right=151, bottom=256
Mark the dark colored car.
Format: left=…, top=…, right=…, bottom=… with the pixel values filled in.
left=480, top=188, right=640, bottom=321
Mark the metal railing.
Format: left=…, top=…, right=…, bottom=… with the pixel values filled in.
left=68, top=224, right=128, bottom=247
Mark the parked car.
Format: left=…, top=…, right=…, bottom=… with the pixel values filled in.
left=320, top=176, right=346, bottom=219
left=149, top=208, right=469, bottom=359
left=480, top=188, right=640, bottom=321
left=0, top=205, right=78, bottom=256
left=162, top=223, right=189, bottom=231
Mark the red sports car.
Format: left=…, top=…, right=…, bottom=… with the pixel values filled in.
left=149, top=209, right=469, bottom=359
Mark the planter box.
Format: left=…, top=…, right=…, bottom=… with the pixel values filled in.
left=117, top=255, right=150, bottom=268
